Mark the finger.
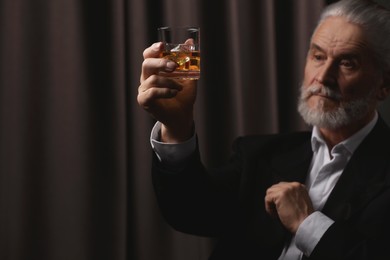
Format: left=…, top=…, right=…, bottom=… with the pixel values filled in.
left=139, top=74, right=183, bottom=93
left=266, top=183, right=283, bottom=195
left=265, top=184, right=284, bottom=217
left=141, top=42, right=178, bottom=82
left=138, top=88, right=179, bottom=109
left=184, top=38, right=194, bottom=45
left=264, top=194, right=277, bottom=217
left=143, top=42, right=164, bottom=59
left=141, top=58, right=177, bottom=83
left=137, top=76, right=182, bottom=107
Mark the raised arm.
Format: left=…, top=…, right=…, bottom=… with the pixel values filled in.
left=137, top=42, right=197, bottom=143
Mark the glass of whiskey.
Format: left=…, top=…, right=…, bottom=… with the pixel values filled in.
left=157, top=27, right=200, bottom=80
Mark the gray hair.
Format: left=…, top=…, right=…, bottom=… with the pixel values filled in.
left=317, top=0, right=390, bottom=72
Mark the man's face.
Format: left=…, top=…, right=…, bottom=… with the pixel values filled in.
left=298, top=16, right=384, bottom=129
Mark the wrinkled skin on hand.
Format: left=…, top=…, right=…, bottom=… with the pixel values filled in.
left=265, top=182, right=314, bottom=233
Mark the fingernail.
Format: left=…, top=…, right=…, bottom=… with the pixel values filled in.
left=169, top=89, right=179, bottom=96
left=166, top=61, right=177, bottom=71
left=153, top=42, right=163, bottom=51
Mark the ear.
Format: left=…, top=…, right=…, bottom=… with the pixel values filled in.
left=377, top=87, right=390, bottom=101
left=385, top=70, right=390, bottom=86
left=377, top=70, right=390, bottom=101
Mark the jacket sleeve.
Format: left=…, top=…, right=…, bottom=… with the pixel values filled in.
left=308, top=186, right=390, bottom=260
left=151, top=141, right=242, bottom=237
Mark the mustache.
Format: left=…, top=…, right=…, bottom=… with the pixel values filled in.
left=301, top=84, right=342, bottom=101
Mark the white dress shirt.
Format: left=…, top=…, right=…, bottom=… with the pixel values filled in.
left=150, top=112, right=378, bottom=259
left=279, top=112, right=377, bottom=259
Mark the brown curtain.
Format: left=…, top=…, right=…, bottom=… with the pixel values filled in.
left=1, top=0, right=389, bottom=260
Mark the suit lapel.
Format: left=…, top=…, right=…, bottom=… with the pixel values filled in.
left=270, top=136, right=313, bottom=184
left=269, top=117, right=390, bottom=222
left=322, top=117, right=390, bottom=221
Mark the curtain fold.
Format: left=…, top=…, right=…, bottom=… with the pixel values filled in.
left=1, top=0, right=127, bottom=259
left=1, top=0, right=389, bottom=260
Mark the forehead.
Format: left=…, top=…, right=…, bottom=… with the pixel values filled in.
left=311, top=16, right=370, bottom=55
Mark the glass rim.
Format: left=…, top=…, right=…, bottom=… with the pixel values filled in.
left=157, top=26, right=200, bottom=31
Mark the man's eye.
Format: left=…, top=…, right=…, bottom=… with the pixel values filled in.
left=340, top=59, right=355, bottom=69
left=313, top=54, right=325, bottom=61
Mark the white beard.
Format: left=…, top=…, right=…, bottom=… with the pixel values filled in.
left=297, top=84, right=376, bottom=129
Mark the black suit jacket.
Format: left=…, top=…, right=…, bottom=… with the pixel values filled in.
left=152, top=117, right=390, bottom=260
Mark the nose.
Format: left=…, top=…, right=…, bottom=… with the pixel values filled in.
left=315, top=61, right=337, bottom=86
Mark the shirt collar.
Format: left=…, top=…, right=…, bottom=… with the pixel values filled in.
left=311, top=111, right=378, bottom=155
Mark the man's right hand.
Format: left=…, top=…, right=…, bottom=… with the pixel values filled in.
left=137, top=42, right=197, bottom=143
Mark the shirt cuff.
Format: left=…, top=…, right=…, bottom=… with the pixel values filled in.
left=295, top=211, right=334, bottom=257
left=150, top=121, right=196, bottom=164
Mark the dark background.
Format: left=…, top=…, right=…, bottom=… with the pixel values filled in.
left=1, top=0, right=389, bottom=260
